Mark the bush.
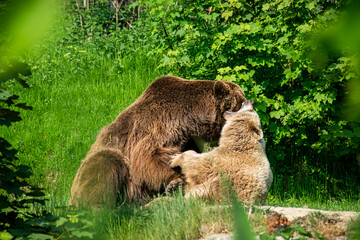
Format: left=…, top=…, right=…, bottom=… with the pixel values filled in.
left=143, top=0, right=360, bottom=200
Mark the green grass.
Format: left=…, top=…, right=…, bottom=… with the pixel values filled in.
left=107, top=195, right=205, bottom=239
left=2, top=39, right=167, bottom=204
left=267, top=195, right=360, bottom=212
left=53, top=192, right=255, bottom=240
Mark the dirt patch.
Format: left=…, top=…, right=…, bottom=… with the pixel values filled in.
left=292, top=214, right=346, bottom=239
left=264, top=212, right=291, bottom=235
left=260, top=206, right=359, bottom=239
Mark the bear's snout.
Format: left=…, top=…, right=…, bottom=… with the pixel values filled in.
left=242, top=99, right=255, bottom=107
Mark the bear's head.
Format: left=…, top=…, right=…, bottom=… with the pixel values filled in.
left=201, top=80, right=246, bottom=141
left=213, top=80, right=246, bottom=113
left=219, top=99, right=264, bottom=147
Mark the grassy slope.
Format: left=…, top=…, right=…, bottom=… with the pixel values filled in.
left=3, top=38, right=166, bottom=204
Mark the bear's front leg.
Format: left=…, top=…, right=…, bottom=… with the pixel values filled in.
left=129, top=144, right=183, bottom=199
left=169, top=154, right=185, bottom=168
left=184, top=177, right=219, bottom=200
left=165, top=177, right=185, bottom=194
left=185, top=182, right=216, bottom=200
left=169, top=150, right=198, bottom=168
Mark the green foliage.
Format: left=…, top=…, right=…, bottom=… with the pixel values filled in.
left=143, top=0, right=360, bottom=201
left=348, top=215, right=360, bottom=240
left=257, top=223, right=326, bottom=240
left=0, top=1, right=54, bottom=236
left=0, top=88, right=51, bottom=239
left=58, top=1, right=159, bottom=59
left=54, top=210, right=95, bottom=239
left=233, top=199, right=254, bottom=240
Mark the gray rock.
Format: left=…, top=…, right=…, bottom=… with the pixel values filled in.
left=205, top=234, right=233, bottom=240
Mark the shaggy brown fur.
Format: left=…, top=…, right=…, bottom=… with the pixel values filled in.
left=170, top=100, right=273, bottom=205
left=69, top=76, right=246, bottom=207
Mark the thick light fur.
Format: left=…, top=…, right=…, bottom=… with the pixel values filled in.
left=170, top=100, right=273, bottom=205
left=69, top=76, right=246, bottom=208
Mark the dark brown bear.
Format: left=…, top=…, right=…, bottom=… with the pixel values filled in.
left=69, top=76, right=246, bottom=208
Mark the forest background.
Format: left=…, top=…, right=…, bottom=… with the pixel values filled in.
left=1, top=0, right=360, bottom=239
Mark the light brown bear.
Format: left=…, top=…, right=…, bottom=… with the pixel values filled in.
left=69, top=76, right=246, bottom=207
left=169, top=100, right=273, bottom=205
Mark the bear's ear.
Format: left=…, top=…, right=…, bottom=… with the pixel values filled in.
left=250, top=122, right=263, bottom=140
left=214, top=80, right=230, bottom=97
